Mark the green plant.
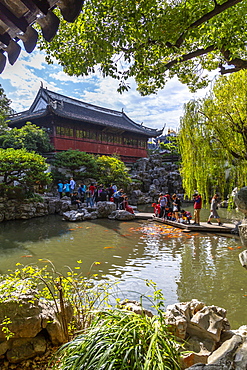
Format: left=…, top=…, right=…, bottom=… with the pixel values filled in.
left=54, top=309, right=180, bottom=370
left=0, top=261, right=114, bottom=342
left=53, top=280, right=181, bottom=370
left=52, top=149, right=98, bottom=182
left=24, top=192, right=44, bottom=203
left=40, top=1, right=247, bottom=95
left=0, top=122, right=53, bottom=153
left=0, top=148, right=51, bottom=188
left=0, top=316, right=14, bottom=340
left=96, top=155, right=131, bottom=188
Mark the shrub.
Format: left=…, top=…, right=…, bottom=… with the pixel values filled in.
left=54, top=308, right=181, bottom=370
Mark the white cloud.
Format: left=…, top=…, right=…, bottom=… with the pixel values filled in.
left=0, top=50, right=214, bottom=132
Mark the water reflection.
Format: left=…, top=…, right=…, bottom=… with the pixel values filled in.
left=0, top=214, right=246, bottom=329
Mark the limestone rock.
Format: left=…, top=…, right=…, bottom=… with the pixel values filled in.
left=0, top=341, right=10, bottom=357
left=189, top=306, right=227, bottom=342
left=185, top=336, right=216, bottom=354
left=120, top=300, right=153, bottom=317
left=96, top=201, right=116, bottom=217
left=234, top=187, right=247, bottom=216
left=6, top=334, right=47, bottom=363
left=234, top=338, right=247, bottom=370
left=186, top=365, right=222, bottom=369
left=239, top=250, right=247, bottom=269
left=165, top=304, right=188, bottom=340
left=181, top=352, right=208, bottom=369
left=108, top=210, right=135, bottom=220
left=207, top=334, right=242, bottom=368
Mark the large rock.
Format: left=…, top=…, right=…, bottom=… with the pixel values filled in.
left=129, top=153, right=184, bottom=204
left=0, top=285, right=73, bottom=362
left=188, top=306, right=227, bottom=342
left=108, top=210, right=135, bottom=220
left=207, top=334, right=243, bottom=367
left=96, top=201, right=116, bottom=217
left=6, top=334, right=47, bottom=363
left=234, top=187, right=247, bottom=216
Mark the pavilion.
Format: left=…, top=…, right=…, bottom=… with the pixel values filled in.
left=8, top=87, right=163, bottom=163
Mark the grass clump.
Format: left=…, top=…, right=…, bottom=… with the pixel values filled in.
left=54, top=303, right=181, bottom=369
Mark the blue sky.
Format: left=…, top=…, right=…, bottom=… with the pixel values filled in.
left=0, top=48, right=214, bottom=133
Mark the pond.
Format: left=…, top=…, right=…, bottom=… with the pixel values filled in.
left=0, top=205, right=246, bottom=329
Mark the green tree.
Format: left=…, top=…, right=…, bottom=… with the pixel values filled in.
left=0, top=148, right=51, bottom=188
left=178, top=69, right=247, bottom=201
left=0, top=122, right=53, bottom=153
left=0, top=84, right=13, bottom=133
left=159, top=136, right=179, bottom=154
left=52, top=149, right=98, bottom=181
left=96, top=155, right=131, bottom=188
left=39, top=0, right=247, bottom=94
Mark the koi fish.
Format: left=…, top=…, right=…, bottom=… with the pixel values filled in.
left=21, top=255, right=33, bottom=258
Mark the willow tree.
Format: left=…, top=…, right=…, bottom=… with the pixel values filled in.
left=179, top=70, right=247, bottom=202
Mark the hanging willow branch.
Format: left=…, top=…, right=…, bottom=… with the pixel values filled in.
left=178, top=70, right=247, bottom=201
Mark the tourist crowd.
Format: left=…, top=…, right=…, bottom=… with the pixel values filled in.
left=152, top=191, right=222, bottom=226
left=57, top=179, right=222, bottom=224
left=57, top=179, right=134, bottom=214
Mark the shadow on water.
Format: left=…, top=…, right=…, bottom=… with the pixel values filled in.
left=0, top=215, right=71, bottom=254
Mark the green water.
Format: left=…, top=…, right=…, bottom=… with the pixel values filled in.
left=0, top=206, right=246, bottom=329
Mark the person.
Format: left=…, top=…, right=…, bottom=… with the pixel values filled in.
left=180, top=209, right=192, bottom=224
left=70, top=177, right=76, bottom=193
left=193, top=193, right=202, bottom=226
left=100, top=188, right=108, bottom=201
left=152, top=203, right=161, bottom=217
left=172, top=193, right=181, bottom=222
left=78, top=183, right=86, bottom=202
left=122, top=196, right=134, bottom=214
left=94, top=184, right=103, bottom=203
left=158, top=193, right=167, bottom=218
left=89, top=183, right=96, bottom=203
left=71, top=192, right=82, bottom=209
left=164, top=192, right=171, bottom=208
left=57, top=180, right=64, bottom=199
left=63, top=180, right=71, bottom=196
left=207, top=194, right=222, bottom=226
left=85, top=186, right=94, bottom=207
left=113, top=189, right=124, bottom=209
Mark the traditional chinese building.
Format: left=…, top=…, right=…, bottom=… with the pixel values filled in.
left=8, top=87, right=163, bottom=163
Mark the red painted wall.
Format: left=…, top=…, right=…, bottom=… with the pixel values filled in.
left=52, top=136, right=147, bottom=161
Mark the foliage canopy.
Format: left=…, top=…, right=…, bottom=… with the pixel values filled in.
left=0, top=84, right=13, bottom=132
left=52, top=150, right=131, bottom=188
left=52, top=149, right=98, bottom=181
left=96, top=155, right=131, bottom=188
left=0, top=122, right=53, bottom=154
left=39, top=0, right=247, bottom=94
left=178, top=69, right=247, bottom=201
left=0, top=148, right=51, bottom=188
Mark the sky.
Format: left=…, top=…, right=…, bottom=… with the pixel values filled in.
left=0, top=48, right=215, bottom=134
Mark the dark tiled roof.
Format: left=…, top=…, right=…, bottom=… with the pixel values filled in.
left=9, top=87, right=163, bottom=137
left=0, top=0, right=83, bottom=73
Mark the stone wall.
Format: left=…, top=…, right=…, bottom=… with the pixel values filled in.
left=0, top=196, right=75, bottom=223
